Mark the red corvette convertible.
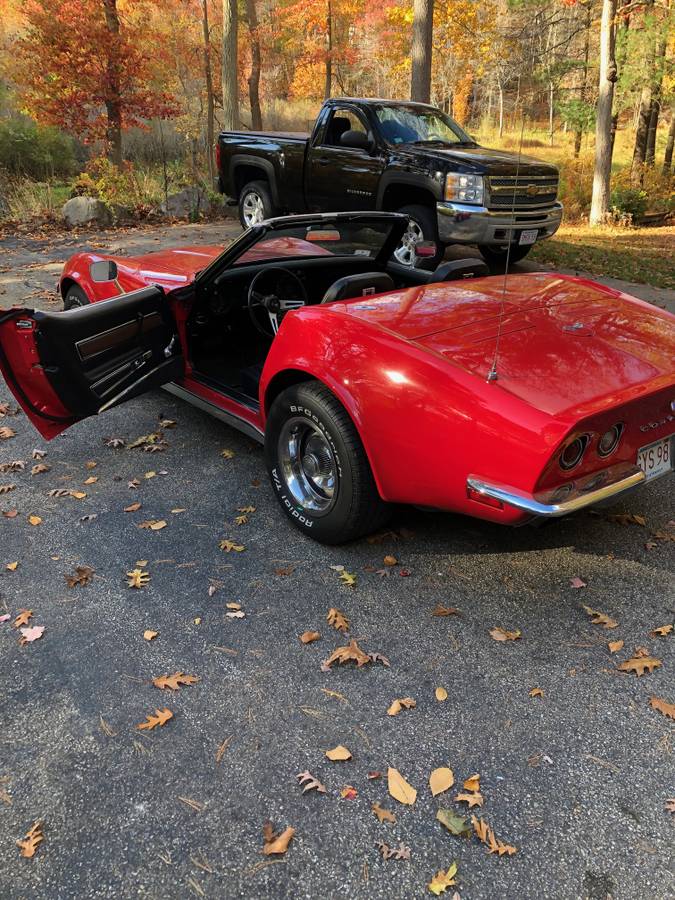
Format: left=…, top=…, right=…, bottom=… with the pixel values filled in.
left=0, top=212, right=673, bottom=543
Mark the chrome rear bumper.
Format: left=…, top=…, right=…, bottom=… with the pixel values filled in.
left=467, top=464, right=647, bottom=518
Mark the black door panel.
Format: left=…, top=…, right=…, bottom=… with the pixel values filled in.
left=33, top=287, right=183, bottom=417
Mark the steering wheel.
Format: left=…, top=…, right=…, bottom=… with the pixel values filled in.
left=247, top=267, right=308, bottom=336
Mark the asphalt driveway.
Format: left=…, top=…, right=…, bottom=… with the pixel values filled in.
left=0, top=221, right=673, bottom=900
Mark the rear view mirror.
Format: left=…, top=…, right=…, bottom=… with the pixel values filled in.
left=340, top=130, right=373, bottom=152
left=414, top=241, right=437, bottom=260
left=90, top=260, right=118, bottom=283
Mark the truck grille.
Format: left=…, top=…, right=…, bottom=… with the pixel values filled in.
left=487, top=175, right=558, bottom=210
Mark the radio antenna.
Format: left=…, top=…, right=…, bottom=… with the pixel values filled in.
left=487, top=113, right=527, bottom=384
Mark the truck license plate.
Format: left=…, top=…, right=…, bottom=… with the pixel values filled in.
left=637, top=436, right=672, bottom=482
left=518, top=229, right=538, bottom=246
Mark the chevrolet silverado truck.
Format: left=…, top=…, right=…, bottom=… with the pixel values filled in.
left=216, top=97, right=562, bottom=268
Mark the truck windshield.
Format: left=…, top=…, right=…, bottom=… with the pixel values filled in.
left=374, top=104, right=473, bottom=146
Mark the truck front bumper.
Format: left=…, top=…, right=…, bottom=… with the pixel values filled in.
left=436, top=200, right=563, bottom=246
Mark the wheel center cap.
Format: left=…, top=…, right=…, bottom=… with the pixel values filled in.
left=302, top=453, right=320, bottom=478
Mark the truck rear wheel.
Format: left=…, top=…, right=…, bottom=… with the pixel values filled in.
left=394, top=204, right=444, bottom=269
left=239, top=180, right=275, bottom=228
left=478, top=243, right=532, bottom=270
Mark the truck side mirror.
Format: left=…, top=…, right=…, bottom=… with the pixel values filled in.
left=340, top=130, right=374, bottom=152
left=90, top=260, right=118, bottom=283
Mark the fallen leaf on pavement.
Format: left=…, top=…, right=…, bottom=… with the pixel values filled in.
left=321, top=639, right=371, bottom=670
left=435, top=686, right=448, bottom=701
left=650, top=624, right=672, bottom=637
left=299, top=630, right=321, bottom=644
left=618, top=656, right=662, bottom=676
left=375, top=840, right=410, bottom=860
left=105, top=437, right=126, bottom=448
left=340, top=785, right=358, bottom=799
left=0, top=614, right=10, bottom=623
left=0, top=426, right=16, bottom=440
left=296, top=771, right=326, bottom=794
left=372, top=801, right=396, bottom=824
left=432, top=605, right=460, bottom=617
left=583, top=606, right=618, bottom=629
left=607, top=513, right=646, bottom=526
left=429, top=767, right=454, bottom=797
left=138, top=520, right=167, bottom=531
left=388, top=697, right=416, bottom=716
left=428, top=862, right=458, bottom=895
left=490, top=627, right=521, bottom=642
left=28, top=515, right=42, bottom=526
left=472, top=815, right=517, bottom=856
left=569, top=576, right=586, bottom=589
left=13, top=610, right=32, bottom=628
left=137, top=708, right=173, bottom=730
left=529, top=688, right=544, bottom=698
left=388, top=767, right=417, bottom=805
left=237, top=505, right=256, bottom=514
left=220, top=448, right=235, bottom=459
left=19, top=625, right=45, bottom=645
left=262, top=822, right=294, bottom=856
left=338, top=570, right=357, bottom=587
left=31, top=464, right=50, bottom=476
left=16, top=821, right=44, bottom=858
left=327, top=607, right=350, bottom=632
left=124, top=502, right=142, bottom=512
left=463, top=774, right=480, bottom=792
left=368, top=651, right=390, bottom=666
left=0, top=484, right=15, bottom=494
left=64, top=565, right=94, bottom=588
left=2, top=509, right=18, bottom=518
left=666, top=799, right=675, bottom=814
left=325, top=745, right=352, bottom=761
left=0, top=461, right=24, bottom=472
left=436, top=809, right=471, bottom=836
left=608, top=640, right=624, bottom=654
left=143, top=630, right=158, bottom=641
left=83, top=476, right=98, bottom=485
left=127, top=568, right=150, bottom=588
left=648, top=697, right=675, bottom=720
left=152, top=672, right=199, bottom=690
left=5, top=561, right=18, bottom=571
left=455, top=791, right=483, bottom=808
left=383, top=555, right=397, bottom=566
left=219, top=539, right=245, bottom=553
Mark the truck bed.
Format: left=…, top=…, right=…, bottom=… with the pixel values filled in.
left=219, top=130, right=309, bottom=142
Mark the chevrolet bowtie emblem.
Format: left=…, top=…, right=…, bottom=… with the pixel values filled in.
left=526, top=184, right=539, bottom=196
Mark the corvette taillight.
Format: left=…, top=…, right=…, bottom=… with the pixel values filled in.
left=597, top=423, right=623, bottom=457
left=559, top=435, right=589, bottom=471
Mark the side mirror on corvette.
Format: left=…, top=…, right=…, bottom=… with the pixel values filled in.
left=90, top=260, right=118, bottom=283
left=340, top=130, right=374, bottom=152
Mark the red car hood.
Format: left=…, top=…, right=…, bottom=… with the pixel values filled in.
left=340, top=272, right=675, bottom=418
left=116, top=246, right=223, bottom=287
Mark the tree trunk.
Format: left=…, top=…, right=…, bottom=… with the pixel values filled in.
left=548, top=81, right=554, bottom=146
left=663, top=109, right=675, bottom=173
left=498, top=82, right=504, bottom=137
left=202, top=0, right=215, bottom=180
left=102, top=0, right=123, bottom=166
left=573, top=2, right=591, bottom=159
left=589, top=0, right=617, bottom=226
left=646, top=99, right=659, bottom=165
left=631, top=0, right=655, bottom=182
left=324, top=0, right=332, bottom=99
left=222, top=0, right=238, bottom=130
left=646, top=19, right=668, bottom=167
left=246, top=0, right=262, bottom=129
left=410, top=0, right=433, bottom=103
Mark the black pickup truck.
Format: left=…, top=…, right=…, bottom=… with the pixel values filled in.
left=216, top=97, right=562, bottom=267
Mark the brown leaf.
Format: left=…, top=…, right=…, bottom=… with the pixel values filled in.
left=0, top=484, right=16, bottom=494
left=274, top=564, right=296, bottom=576
left=127, top=568, right=150, bottom=588
left=618, top=656, right=662, bottom=676
left=321, top=639, right=371, bottom=670
left=262, top=824, right=294, bottom=856
left=136, top=708, right=173, bottom=730
left=325, top=744, right=352, bottom=761
left=0, top=460, right=24, bottom=473
left=143, top=630, right=158, bottom=641
left=608, top=512, right=646, bottom=526
left=383, top=555, right=397, bottom=566
left=340, top=784, right=358, bottom=799
left=665, top=799, right=675, bottom=814
left=582, top=605, right=618, bottom=629
left=237, top=505, right=256, bottom=514
left=649, top=697, right=675, bottom=720
left=387, top=767, right=417, bottom=805
left=17, top=821, right=44, bottom=858
left=372, top=801, right=396, bottom=824
left=296, top=770, right=326, bottom=794
left=432, top=604, right=460, bottom=617
left=31, top=464, right=50, bottom=476
left=387, top=697, right=416, bottom=716
left=220, top=448, right=235, bottom=460
left=105, top=436, right=126, bottom=448
left=2, top=509, right=18, bottom=518
left=368, top=651, right=390, bottom=667
left=490, top=627, right=521, bottom=642
left=124, top=502, right=142, bottom=512
left=435, top=686, right=448, bottom=701
left=152, top=672, right=199, bottom=691
left=529, top=687, right=544, bottom=698
left=13, top=610, right=32, bottom=628
left=471, top=815, right=517, bottom=855
left=375, top=840, right=410, bottom=860
left=299, top=630, right=321, bottom=644
left=219, top=539, right=245, bottom=553
left=64, top=565, right=95, bottom=588
left=650, top=624, right=673, bottom=637
left=608, top=640, right=624, bottom=654
left=28, top=515, right=42, bottom=526
left=0, top=426, right=16, bottom=440
left=138, top=520, right=167, bottom=531
left=429, top=767, right=454, bottom=797
left=455, top=791, right=484, bottom=808
left=327, top=607, right=350, bottom=632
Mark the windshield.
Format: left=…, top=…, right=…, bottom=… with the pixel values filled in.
left=374, top=104, right=473, bottom=146
left=233, top=218, right=399, bottom=267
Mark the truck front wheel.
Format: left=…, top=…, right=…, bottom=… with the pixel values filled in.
left=478, top=243, right=533, bottom=270
left=239, top=180, right=275, bottom=228
left=394, top=204, right=444, bottom=269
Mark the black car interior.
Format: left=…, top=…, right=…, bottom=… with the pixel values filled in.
left=188, top=250, right=489, bottom=408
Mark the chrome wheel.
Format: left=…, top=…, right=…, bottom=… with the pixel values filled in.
left=394, top=218, right=424, bottom=266
left=278, top=418, right=337, bottom=514
left=242, top=190, right=265, bottom=227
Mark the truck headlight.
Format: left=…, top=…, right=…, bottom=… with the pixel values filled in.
left=445, top=173, right=484, bottom=205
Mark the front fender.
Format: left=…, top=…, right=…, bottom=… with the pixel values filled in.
left=260, top=307, right=570, bottom=522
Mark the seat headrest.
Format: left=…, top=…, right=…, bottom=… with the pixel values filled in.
left=321, top=272, right=395, bottom=304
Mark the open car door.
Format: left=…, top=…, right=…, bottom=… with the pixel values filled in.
left=0, top=287, right=183, bottom=440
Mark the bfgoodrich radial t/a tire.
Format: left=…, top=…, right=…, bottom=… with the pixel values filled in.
left=63, top=284, right=90, bottom=310
left=265, top=382, right=390, bottom=544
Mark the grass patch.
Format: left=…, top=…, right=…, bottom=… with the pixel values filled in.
left=530, top=224, right=675, bottom=290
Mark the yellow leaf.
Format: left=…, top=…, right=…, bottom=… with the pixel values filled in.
left=435, top=686, right=448, bottom=701
left=325, top=745, right=352, bottom=761
left=388, top=697, right=416, bottom=716
left=219, top=539, right=245, bottom=553
left=83, top=476, right=98, bottom=485
left=220, top=448, right=235, bottom=460
left=463, top=773, right=480, bottom=792
left=28, top=515, right=42, bottom=526
left=338, top=570, right=357, bottom=587
left=383, top=555, right=397, bottom=566
left=5, top=561, right=18, bottom=571
left=429, top=767, right=454, bottom=797
left=69, top=491, right=87, bottom=500
left=143, top=630, right=158, bottom=641
left=428, top=862, right=458, bottom=895
left=387, top=767, right=417, bottom=805
left=127, top=568, right=150, bottom=588
left=144, top=471, right=156, bottom=479
left=608, top=639, right=624, bottom=654
left=455, top=791, right=484, bottom=808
